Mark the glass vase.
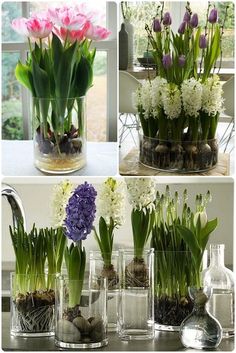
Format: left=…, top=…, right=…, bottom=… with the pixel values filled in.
left=139, top=134, right=218, bottom=173
left=179, top=287, right=222, bottom=349
left=118, top=249, right=154, bottom=340
left=202, top=244, right=234, bottom=338
left=89, top=251, right=119, bottom=332
left=10, top=273, right=55, bottom=337
left=33, top=97, right=86, bottom=174
left=154, top=251, right=208, bottom=331
left=55, top=276, right=108, bottom=349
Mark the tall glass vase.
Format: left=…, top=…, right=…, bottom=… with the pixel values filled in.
left=55, top=275, right=108, bottom=349
left=89, top=251, right=119, bottom=331
left=118, top=249, right=154, bottom=340
left=33, top=96, right=86, bottom=174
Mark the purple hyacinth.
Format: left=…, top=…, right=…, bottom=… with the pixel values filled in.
left=162, top=54, right=172, bottom=69
left=183, top=11, right=191, bottom=23
left=208, top=8, right=218, bottom=24
left=199, top=34, right=207, bottom=49
left=64, top=182, right=97, bottom=242
left=190, top=13, right=198, bottom=28
left=163, top=12, right=172, bottom=26
left=153, top=18, right=161, bottom=32
left=178, top=55, right=186, bottom=67
left=178, top=21, right=186, bottom=34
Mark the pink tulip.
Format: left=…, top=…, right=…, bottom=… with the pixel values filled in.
left=11, top=18, right=30, bottom=36
left=54, top=21, right=90, bottom=43
left=48, top=6, right=87, bottom=30
left=85, top=23, right=111, bottom=41
left=26, top=17, right=53, bottom=39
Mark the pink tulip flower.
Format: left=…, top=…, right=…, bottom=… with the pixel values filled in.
left=26, top=17, right=53, bottom=39
left=48, top=6, right=87, bottom=30
left=54, top=21, right=90, bottom=43
left=11, top=18, right=30, bottom=36
left=85, top=23, right=111, bottom=41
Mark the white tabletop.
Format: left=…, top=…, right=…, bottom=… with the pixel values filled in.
left=2, top=140, right=118, bottom=176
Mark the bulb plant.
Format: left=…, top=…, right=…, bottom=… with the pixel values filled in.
left=135, top=2, right=229, bottom=172
left=151, top=186, right=217, bottom=327
left=93, top=177, right=125, bottom=289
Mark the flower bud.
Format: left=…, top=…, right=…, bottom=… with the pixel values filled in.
left=194, top=211, right=208, bottom=229
left=208, top=8, right=218, bottom=24
left=153, top=18, right=161, bottom=32
left=178, top=55, right=186, bottom=67
left=199, top=34, right=207, bottom=49
left=190, top=13, right=198, bottom=28
left=183, top=11, right=191, bottom=23
left=162, top=54, right=172, bottom=69
left=163, top=12, right=172, bottom=26
left=178, top=21, right=186, bottom=34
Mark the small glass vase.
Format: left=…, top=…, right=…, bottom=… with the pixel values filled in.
left=118, top=249, right=154, bottom=340
left=33, top=96, right=86, bottom=174
left=139, top=134, right=218, bottom=173
left=203, top=244, right=234, bottom=338
left=89, top=251, right=119, bottom=332
left=179, top=287, right=222, bottom=349
left=10, top=273, right=55, bottom=337
left=55, top=276, right=108, bottom=349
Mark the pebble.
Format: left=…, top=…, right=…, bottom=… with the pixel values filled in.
left=90, top=319, right=105, bottom=342
left=73, top=316, right=91, bottom=334
left=56, top=319, right=81, bottom=343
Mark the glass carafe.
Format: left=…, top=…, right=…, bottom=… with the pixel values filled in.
left=202, top=244, right=234, bottom=338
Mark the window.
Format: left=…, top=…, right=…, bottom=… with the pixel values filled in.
left=2, top=1, right=117, bottom=141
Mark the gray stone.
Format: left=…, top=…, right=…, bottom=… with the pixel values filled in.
left=73, top=316, right=91, bottom=334
left=90, top=318, right=105, bottom=342
left=56, top=319, right=81, bottom=343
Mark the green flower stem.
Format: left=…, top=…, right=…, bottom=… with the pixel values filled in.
left=208, top=113, right=219, bottom=139
left=200, top=112, right=211, bottom=141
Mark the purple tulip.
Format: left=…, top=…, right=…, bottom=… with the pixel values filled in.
left=178, top=21, right=186, bottom=34
left=183, top=11, right=191, bottom=23
left=208, top=8, right=218, bottom=24
left=178, top=55, right=186, bottom=67
left=162, top=54, right=172, bottom=69
left=163, top=12, right=172, bottom=26
left=190, top=13, right=198, bottom=28
left=153, top=18, right=161, bottom=32
left=199, top=34, right=207, bottom=49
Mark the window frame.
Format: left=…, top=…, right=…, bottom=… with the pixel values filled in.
left=2, top=1, right=117, bottom=142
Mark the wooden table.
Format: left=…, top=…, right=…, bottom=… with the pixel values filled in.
left=119, top=148, right=230, bottom=176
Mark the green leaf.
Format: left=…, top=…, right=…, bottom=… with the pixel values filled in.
left=74, top=56, right=93, bottom=97
left=175, top=225, right=201, bottom=266
left=15, top=61, right=34, bottom=94
left=200, top=218, right=218, bottom=250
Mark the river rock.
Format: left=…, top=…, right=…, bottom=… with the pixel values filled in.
left=73, top=316, right=91, bottom=334
left=90, top=318, right=105, bottom=342
left=56, top=319, right=81, bottom=343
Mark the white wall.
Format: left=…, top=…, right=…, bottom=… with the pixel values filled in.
left=2, top=177, right=234, bottom=267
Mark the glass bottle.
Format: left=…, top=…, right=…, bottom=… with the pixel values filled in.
left=202, top=244, right=234, bottom=338
left=179, top=287, right=222, bottom=349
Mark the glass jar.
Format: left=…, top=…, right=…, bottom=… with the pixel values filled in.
left=55, top=276, right=108, bottom=349
left=33, top=97, right=86, bottom=174
left=139, top=134, right=218, bottom=173
left=89, top=251, right=119, bottom=332
left=180, top=287, right=222, bottom=349
left=10, top=273, right=55, bottom=337
left=202, top=244, right=234, bottom=338
left=118, top=249, right=154, bottom=340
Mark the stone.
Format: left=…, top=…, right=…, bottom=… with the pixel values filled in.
left=73, top=316, right=91, bottom=334
left=90, top=318, right=105, bottom=342
left=56, top=319, right=81, bottom=343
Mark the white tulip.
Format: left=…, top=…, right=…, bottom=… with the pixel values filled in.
left=194, top=211, right=208, bottom=229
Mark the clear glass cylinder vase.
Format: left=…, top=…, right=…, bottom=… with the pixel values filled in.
left=10, top=272, right=55, bottom=337
left=33, top=96, right=86, bottom=174
left=55, top=276, right=108, bottom=349
left=118, top=249, right=154, bottom=340
left=89, top=251, right=119, bottom=332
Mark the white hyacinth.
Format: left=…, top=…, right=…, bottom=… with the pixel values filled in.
left=126, top=178, right=156, bottom=211
left=162, top=83, right=182, bottom=119
left=98, top=178, right=125, bottom=227
left=202, top=75, right=224, bottom=116
left=151, top=76, right=167, bottom=117
left=181, top=78, right=202, bottom=117
left=134, top=80, right=153, bottom=119
left=51, top=180, right=73, bottom=228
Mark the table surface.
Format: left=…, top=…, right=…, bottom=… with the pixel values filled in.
left=119, top=148, right=230, bottom=176
left=2, top=140, right=118, bottom=176
left=2, top=313, right=234, bottom=351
